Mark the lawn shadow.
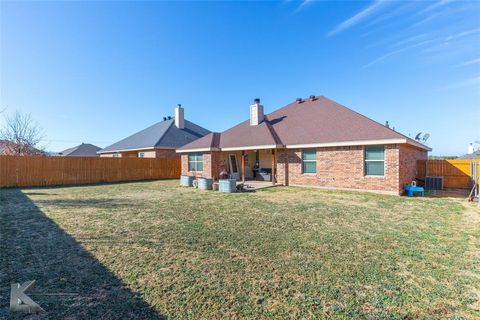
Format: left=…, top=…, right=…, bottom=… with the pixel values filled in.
left=0, top=189, right=165, bottom=319
left=5, top=178, right=178, bottom=191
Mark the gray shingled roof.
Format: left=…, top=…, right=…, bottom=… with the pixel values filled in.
left=98, top=118, right=210, bottom=153
left=458, top=150, right=480, bottom=159
left=60, top=143, right=101, bottom=157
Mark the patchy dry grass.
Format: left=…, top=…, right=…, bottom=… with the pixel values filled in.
left=1, top=180, right=479, bottom=319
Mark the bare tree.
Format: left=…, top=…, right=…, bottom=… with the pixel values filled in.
left=0, top=111, right=45, bottom=155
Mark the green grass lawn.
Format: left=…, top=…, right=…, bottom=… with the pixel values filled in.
left=1, top=180, right=479, bottom=319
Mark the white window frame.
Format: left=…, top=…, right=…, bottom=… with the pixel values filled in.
left=188, top=152, right=204, bottom=172
left=364, top=146, right=385, bottom=177
left=302, top=148, right=317, bottom=174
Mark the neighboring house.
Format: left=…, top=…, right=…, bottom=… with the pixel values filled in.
left=98, top=105, right=210, bottom=158
left=0, top=139, right=45, bottom=156
left=0, top=140, right=16, bottom=155
left=177, top=96, right=431, bottom=195
left=458, top=150, right=480, bottom=160
left=58, top=143, right=101, bottom=157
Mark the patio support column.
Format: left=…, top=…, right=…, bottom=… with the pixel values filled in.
left=282, top=149, right=289, bottom=186
left=241, top=151, right=246, bottom=183
left=271, top=149, right=276, bottom=185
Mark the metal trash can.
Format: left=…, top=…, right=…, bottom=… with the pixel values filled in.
left=219, top=179, right=236, bottom=192
left=198, top=178, right=213, bottom=190
left=180, top=175, right=194, bottom=187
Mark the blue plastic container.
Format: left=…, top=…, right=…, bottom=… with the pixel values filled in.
left=404, top=185, right=425, bottom=197
left=219, top=179, right=236, bottom=192
left=180, top=175, right=194, bottom=187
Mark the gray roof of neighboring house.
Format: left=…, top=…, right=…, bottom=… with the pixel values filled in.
left=98, top=118, right=210, bottom=154
left=59, top=143, right=101, bottom=157
left=458, top=150, right=480, bottom=159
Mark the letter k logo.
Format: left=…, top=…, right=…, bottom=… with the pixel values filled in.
left=10, top=280, right=45, bottom=313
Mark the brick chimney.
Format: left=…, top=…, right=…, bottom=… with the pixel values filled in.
left=250, top=98, right=264, bottom=126
left=175, top=104, right=184, bottom=129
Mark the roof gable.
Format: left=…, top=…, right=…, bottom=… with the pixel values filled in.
left=267, top=96, right=405, bottom=146
left=99, top=118, right=210, bottom=153
left=155, top=120, right=211, bottom=148
left=60, top=143, right=101, bottom=156
left=217, top=119, right=279, bottom=149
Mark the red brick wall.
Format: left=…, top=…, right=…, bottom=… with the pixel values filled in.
left=202, top=152, right=214, bottom=179
left=276, top=144, right=401, bottom=194
left=181, top=154, right=188, bottom=175
left=398, top=144, right=428, bottom=190
left=179, top=144, right=427, bottom=194
left=181, top=152, right=221, bottom=179
left=154, top=149, right=179, bottom=159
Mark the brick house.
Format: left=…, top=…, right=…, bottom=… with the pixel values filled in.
left=0, top=139, right=45, bottom=156
left=176, top=96, right=430, bottom=195
left=59, top=143, right=101, bottom=157
left=98, top=105, right=210, bottom=158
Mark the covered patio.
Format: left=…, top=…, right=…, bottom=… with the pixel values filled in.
left=220, top=148, right=278, bottom=185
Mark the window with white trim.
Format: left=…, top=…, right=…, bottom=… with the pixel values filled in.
left=188, top=152, right=203, bottom=171
left=364, top=146, right=385, bottom=176
left=302, top=148, right=316, bottom=174
left=139, top=152, right=145, bottom=158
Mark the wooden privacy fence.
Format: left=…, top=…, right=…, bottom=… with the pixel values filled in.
left=0, top=156, right=181, bottom=187
left=417, top=159, right=480, bottom=189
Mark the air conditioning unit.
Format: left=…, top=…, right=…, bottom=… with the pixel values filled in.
left=425, top=176, right=443, bottom=190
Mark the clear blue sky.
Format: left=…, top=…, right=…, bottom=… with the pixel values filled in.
left=1, top=0, right=479, bottom=155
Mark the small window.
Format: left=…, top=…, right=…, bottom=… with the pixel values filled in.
left=139, top=152, right=145, bottom=158
left=188, top=152, right=203, bottom=171
left=365, top=146, right=385, bottom=176
left=112, top=153, right=120, bottom=158
left=302, top=148, right=316, bottom=174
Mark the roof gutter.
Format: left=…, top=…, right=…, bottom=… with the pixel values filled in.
left=176, top=147, right=220, bottom=153
left=220, top=144, right=284, bottom=151
left=405, top=139, right=432, bottom=151
left=177, top=144, right=284, bottom=153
